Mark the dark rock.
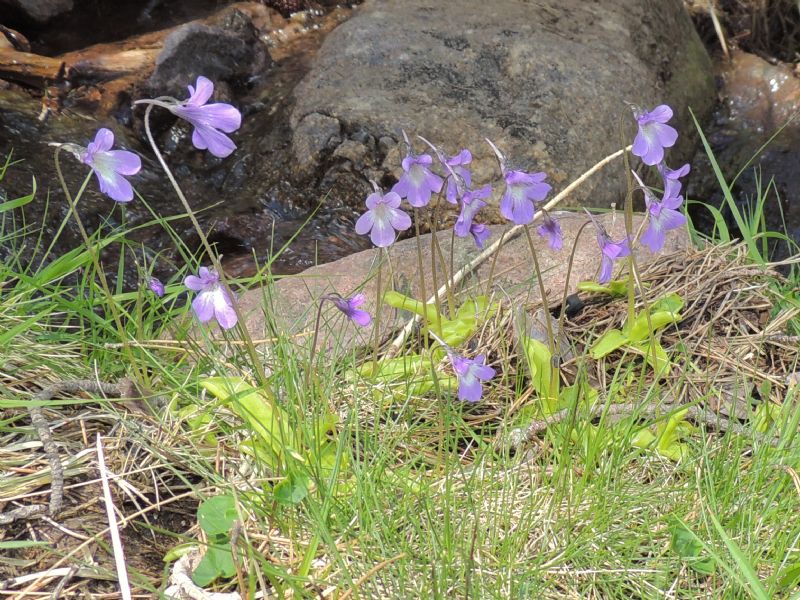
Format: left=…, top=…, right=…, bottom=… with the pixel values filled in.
left=688, top=51, right=800, bottom=263
left=148, top=9, right=272, bottom=97
left=289, top=0, right=715, bottom=211
left=0, top=0, right=73, bottom=23
left=292, top=112, right=342, bottom=177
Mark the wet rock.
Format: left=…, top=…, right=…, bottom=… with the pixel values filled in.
left=228, top=212, right=690, bottom=355
left=1, top=0, right=73, bottom=24
left=688, top=50, right=800, bottom=262
left=292, top=112, right=342, bottom=177
left=290, top=0, right=715, bottom=212
left=148, top=9, right=272, bottom=97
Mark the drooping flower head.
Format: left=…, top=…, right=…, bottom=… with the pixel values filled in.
left=631, top=171, right=687, bottom=253
left=453, top=184, right=492, bottom=238
left=391, top=131, right=444, bottom=208
left=486, top=138, right=551, bottom=225
left=450, top=353, right=496, bottom=402
left=322, top=293, right=372, bottom=327
left=469, top=223, right=491, bottom=249
left=657, top=161, right=690, bottom=199
left=444, top=149, right=473, bottom=203
left=167, top=76, right=242, bottom=158
left=584, top=210, right=630, bottom=284
left=77, top=128, right=142, bottom=202
left=418, top=137, right=471, bottom=205
left=184, top=266, right=237, bottom=329
left=631, top=104, right=678, bottom=166
left=355, top=182, right=412, bottom=247
left=428, top=331, right=496, bottom=402
left=536, top=211, right=563, bottom=250
left=148, top=277, right=165, bottom=297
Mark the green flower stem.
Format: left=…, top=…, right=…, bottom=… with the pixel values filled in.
left=372, top=248, right=384, bottom=375
left=413, top=209, right=430, bottom=338
left=53, top=148, right=140, bottom=377
left=556, top=220, right=592, bottom=339
left=484, top=228, right=506, bottom=297
left=306, top=299, right=326, bottom=390
left=142, top=104, right=274, bottom=399
left=427, top=209, right=443, bottom=332
left=428, top=204, right=455, bottom=317
left=523, top=224, right=560, bottom=396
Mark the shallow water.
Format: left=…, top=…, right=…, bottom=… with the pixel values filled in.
left=0, top=2, right=370, bottom=287
left=687, top=51, right=800, bottom=263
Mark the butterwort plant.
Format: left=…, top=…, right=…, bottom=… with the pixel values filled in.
left=428, top=331, right=495, bottom=402
left=631, top=104, right=678, bottom=166
left=184, top=267, right=238, bottom=330
left=631, top=170, right=687, bottom=253
left=55, top=127, right=142, bottom=203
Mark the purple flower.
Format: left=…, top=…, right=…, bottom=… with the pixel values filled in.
left=486, top=138, right=551, bottom=225
left=586, top=211, right=630, bottom=284
left=499, top=170, right=551, bottom=225
left=454, top=185, right=492, bottom=238
left=536, top=212, right=563, bottom=250
left=148, top=277, right=165, bottom=297
left=355, top=188, right=412, bottom=248
left=391, top=153, right=444, bottom=208
left=632, top=171, right=687, bottom=253
left=444, top=149, right=472, bottom=203
left=324, top=293, right=371, bottom=327
left=631, top=104, right=678, bottom=166
left=79, top=128, right=141, bottom=202
left=184, top=267, right=237, bottom=329
left=168, top=76, right=242, bottom=158
left=469, top=223, right=491, bottom=249
left=450, top=353, right=496, bottom=402
left=657, top=161, right=690, bottom=198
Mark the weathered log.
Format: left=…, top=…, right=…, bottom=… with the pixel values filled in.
left=0, top=48, right=66, bottom=87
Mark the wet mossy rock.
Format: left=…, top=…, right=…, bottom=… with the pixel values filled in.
left=290, top=0, right=715, bottom=209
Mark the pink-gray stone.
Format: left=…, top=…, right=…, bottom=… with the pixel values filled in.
left=224, top=212, right=690, bottom=354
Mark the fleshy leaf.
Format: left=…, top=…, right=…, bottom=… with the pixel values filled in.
left=521, top=336, right=557, bottom=408
left=590, top=329, right=628, bottom=359
left=670, top=522, right=716, bottom=575
left=197, top=495, right=237, bottom=536
left=577, top=280, right=629, bottom=296
left=192, top=541, right=237, bottom=586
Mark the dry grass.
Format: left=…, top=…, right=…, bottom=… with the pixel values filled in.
left=1, top=241, right=798, bottom=597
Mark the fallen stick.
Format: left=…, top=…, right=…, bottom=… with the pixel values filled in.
left=28, top=379, right=122, bottom=516
left=518, top=401, right=779, bottom=447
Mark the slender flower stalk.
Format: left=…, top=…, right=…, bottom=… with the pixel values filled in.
left=138, top=102, right=272, bottom=395
left=372, top=249, right=384, bottom=374
left=53, top=149, right=140, bottom=378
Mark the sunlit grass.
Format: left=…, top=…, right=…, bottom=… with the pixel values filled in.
left=1, top=130, right=799, bottom=600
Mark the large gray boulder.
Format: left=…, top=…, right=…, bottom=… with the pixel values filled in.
left=290, top=0, right=714, bottom=211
